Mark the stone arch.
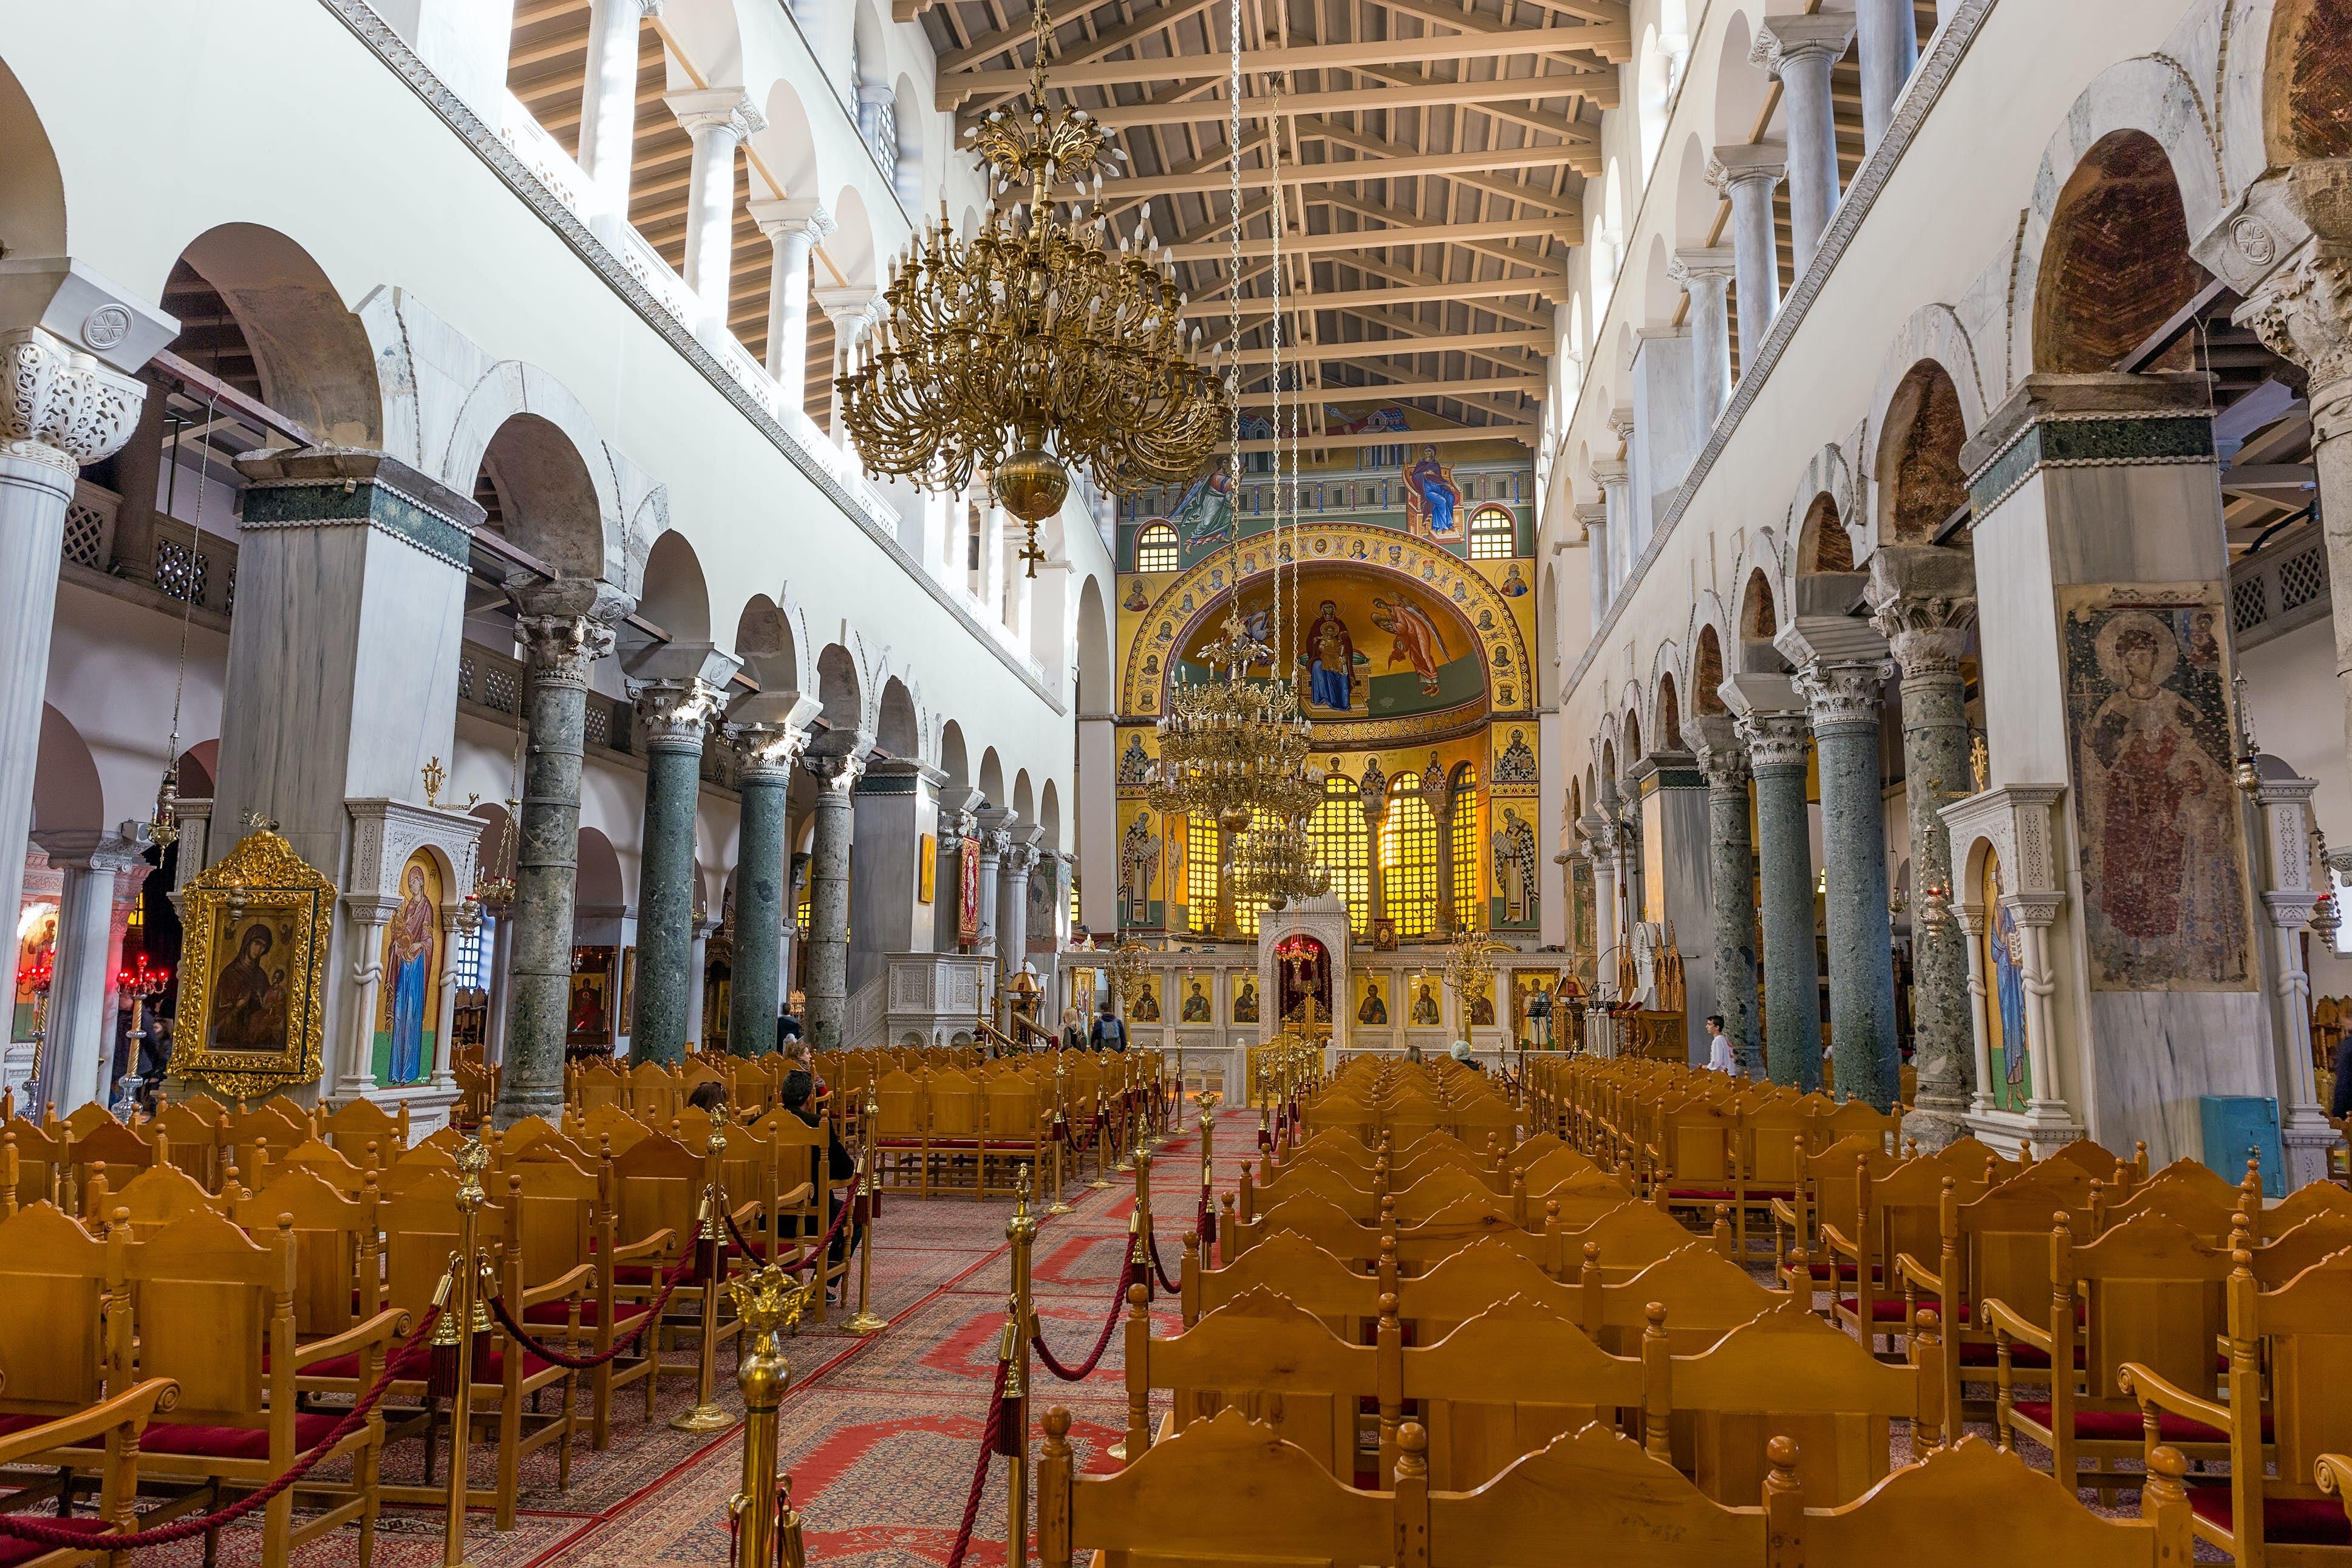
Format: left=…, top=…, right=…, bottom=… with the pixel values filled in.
left=575, top=825, right=626, bottom=910
left=32, top=704, right=103, bottom=835
left=0, top=58, right=66, bottom=257
left=754, top=78, right=822, bottom=198
left=1621, top=707, right=1643, bottom=769
left=1672, top=132, right=1717, bottom=247
left=938, top=720, right=970, bottom=788
left=1873, top=361, right=1973, bottom=549
left=829, top=184, right=878, bottom=288
left=891, top=71, right=925, bottom=206
left=2011, top=53, right=2229, bottom=379
left=2028, top=129, right=2213, bottom=375
left=1654, top=669, right=1683, bottom=760
left=2262, top=0, right=2352, bottom=165
left=171, top=222, right=383, bottom=446
left=977, top=746, right=1006, bottom=808
left=1710, top=8, right=1770, bottom=144
left=1796, top=494, right=1854, bottom=574
left=814, top=642, right=865, bottom=734
left=1691, top=623, right=1730, bottom=717
left=443, top=370, right=633, bottom=588
left=1075, top=574, right=1113, bottom=714
left=1012, top=770, right=1035, bottom=825
left=732, top=592, right=808, bottom=695
left=1038, top=780, right=1063, bottom=854
left=175, top=741, right=220, bottom=800
left=638, top=530, right=713, bottom=644
left=875, top=676, right=920, bottom=758
left=1861, top=302, right=1989, bottom=551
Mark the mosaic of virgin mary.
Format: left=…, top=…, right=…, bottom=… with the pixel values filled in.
left=1403, top=446, right=1463, bottom=540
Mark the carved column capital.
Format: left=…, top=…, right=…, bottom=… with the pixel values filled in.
left=2237, top=244, right=2352, bottom=441
left=1003, top=842, right=1040, bottom=876
left=629, top=677, right=726, bottom=753
left=1751, top=12, right=1856, bottom=75
left=748, top=197, right=837, bottom=245
left=664, top=88, right=765, bottom=143
left=516, top=613, right=618, bottom=687
left=1869, top=593, right=1977, bottom=681
left=1, top=329, right=148, bottom=476
left=1796, top=660, right=1894, bottom=731
left=978, top=827, right=1014, bottom=859
left=807, top=749, right=867, bottom=797
left=1706, top=141, right=1787, bottom=194
left=1668, top=246, right=1738, bottom=288
left=1736, top=711, right=1812, bottom=770
left=726, top=720, right=811, bottom=782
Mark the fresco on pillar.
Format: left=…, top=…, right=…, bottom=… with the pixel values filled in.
left=372, top=850, right=443, bottom=1087
left=1117, top=805, right=1164, bottom=932
left=1026, top=857, right=1057, bottom=955
left=1980, top=850, right=2033, bottom=1112
left=2057, top=585, right=2255, bottom=991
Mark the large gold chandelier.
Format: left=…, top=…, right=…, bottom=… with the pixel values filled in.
left=836, top=0, right=1227, bottom=573
left=1146, top=610, right=1316, bottom=835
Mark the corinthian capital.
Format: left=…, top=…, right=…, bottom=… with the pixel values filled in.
left=1, top=329, right=148, bottom=476
left=1736, top=711, right=1812, bottom=771
left=2237, top=244, right=2352, bottom=441
left=665, top=89, right=766, bottom=142
left=517, top=613, right=618, bottom=687
left=1685, top=715, right=1751, bottom=789
left=1796, top=660, right=1895, bottom=729
left=1751, top=12, right=1856, bottom=75
left=727, top=720, right=811, bottom=781
left=630, top=677, right=726, bottom=752
left=1003, top=842, right=1040, bottom=876
left=808, top=749, right=867, bottom=796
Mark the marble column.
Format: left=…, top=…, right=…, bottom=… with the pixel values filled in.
left=1869, top=550, right=1977, bottom=1145
left=1708, top=145, right=1787, bottom=370
left=748, top=200, right=836, bottom=386
left=849, top=757, right=944, bottom=996
left=1691, top=720, right=1761, bottom=1077
left=999, top=834, right=1040, bottom=990
left=2253, top=772, right=2335, bottom=1188
left=1361, top=784, right=1389, bottom=934
left=973, top=809, right=1012, bottom=967
left=1796, top=657, right=1900, bottom=1110
left=434, top=907, right=470, bottom=1092
left=684, top=918, right=715, bottom=1048
left=343, top=898, right=393, bottom=1099
left=1855, top=0, right=1919, bottom=152
left=485, top=907, right=517, bottom=1066
left=664, top=90, right=765, bottom=339
left=803, top=746, right=867, bottom=1049
left=1591, top=459, right=1630, bottom=602
left=2238, top=234, right=2352, bottom=796
left=1753, top=15, right=1855, bottom=277
left=1736, top=711, right=1821, bottom=1089
left=1671, top=248, right=1737, bottom=428
left=1575, top=501, right=1610, bottom=630
left=1581, top=810, right=1620, bottom=1001
left=0, top=308, right=162, bottom=1020
left=726, top=714, right=814, bottom=1055
left=30, top=827, right=146, bottom=1114
left=625, top=671, right=728, bottom=1064
left=579, top=0, right=661, bottom=236
left=935, top=789, right=981, bottom=951
left=496, top=607, right=619, bottom=1126
left=813, top=287, right=878, bottom=441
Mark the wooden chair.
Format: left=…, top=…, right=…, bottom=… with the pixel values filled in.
left=1392, top=1295, right=1645, bottom=1490
left=1181, top=1228, right=1381, bottom=1330
left=1664, top=1298, right=1938, bottom=1509
left=0, top=1379, right=181, bottom=1568
left=1764, top=1434, right=2195, bottom=1568
left=1423, top=1422, right=1766, bottom=1568
left=0, top=1204, right=112, bottom=1442
left=315, top=1098, right=409, bottom=1162
left=2122, top=1242, right=2352, bottom=1564
left=118, top=1210, right=404, bottom=1568
left=1582, top=1243, right=1786, bottom=1355
left=609, top=1132, right=728, bottom=1403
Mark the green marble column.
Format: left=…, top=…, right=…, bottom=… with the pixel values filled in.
left=728, top=723, right=805, bottom=1056
left=1801, top=659, right=1901, bottom=1110
left=804, top=749, right=865, bottom=1049
left=497, top=612, right=615, bottom=1126
left=1694, top=724, right=1761, bottom=1077
left=627, top=680, right=723, bottom=1064
left=1740, top=712, right=1821, bottom=1089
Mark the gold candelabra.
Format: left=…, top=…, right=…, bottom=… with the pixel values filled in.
left=1144, top=610, right=1318, bottom=836
left=836, top=0, right=1226, bottom=574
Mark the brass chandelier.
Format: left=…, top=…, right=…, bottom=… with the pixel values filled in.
left=836, top=0, right=1227, bottom=574
left=1146, top=608, right=1316, bottom=835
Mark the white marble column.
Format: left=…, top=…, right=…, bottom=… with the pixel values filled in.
left=813, top=285, right=878, bottom=441
left=2254, top=773, right=2335, bottom=1187
left=434, top=908, right=470, bottom=1092
left=684, top=917, right=717, bottom=1047
left=973, top=809, right=1013, bottom=970
left=485, top=907, right=516, bottom=1067
left=1671, top=247, right=1737, bottom=428
left=32, top=827, right=146, bottom=1114
left=1576, top=500, right=1609, bottom=629
left=978, top=494, right=1008, bottom=619
left=1952, top=902, right=1996, bottom=1116
left=1581, top=812, right=1619, bottom=1002
left=1753, top=15, right=1855, bottom=278
left=1592, top=459, right=1631, bottom=599
left=664, top=90, right=765, bottom=342
left=748, top=199, right=834, bottom=385
left=1854, top=0, right=1920, bottom=152
left=579, top=0, right=663, bottom=236
left=0, top=316, right=159, bottom=1021
left=1708, top=144, right=1786, bottom=370
left=341, top=901, right=394, bottom=1099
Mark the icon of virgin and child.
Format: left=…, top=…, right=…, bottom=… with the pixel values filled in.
left=1298, top=594, right=1453, bottom=711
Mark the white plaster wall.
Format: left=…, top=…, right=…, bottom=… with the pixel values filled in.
left=2242, top=616, right=2352, bottom=996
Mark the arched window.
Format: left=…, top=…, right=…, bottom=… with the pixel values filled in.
left=1134, top=523, right=1179, bottom=573
left=1469, top=505, right=1517, bottom=560
left=1186, top=814, right=1220, bottom=933
left=1448, top=765, right=1481, bottom=929
left=1382, top=776, right=1440, bottom=938
left=1310, top=773, right=1371, bottom=935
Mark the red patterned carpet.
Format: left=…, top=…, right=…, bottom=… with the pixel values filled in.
left=110, top=1110, right=1243, bottom=1567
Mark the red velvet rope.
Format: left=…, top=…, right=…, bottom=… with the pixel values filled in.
left=721, top=1187, right=857, bottom=1275
left=1028, top=1253, right=1139, bottom=1383
left=940, top=1357, right=1009, bottom=1568
left=486, top=1258, right=690, bottom=1372
left=0, top=1307, right=441, bottom=1551
left=1147, top=1233, right=1179, bottom=1294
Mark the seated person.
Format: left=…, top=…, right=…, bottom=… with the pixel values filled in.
left=1448, top=1040, right=1484, bottom=1072
left=782, top=1063, right=861, bottom=1294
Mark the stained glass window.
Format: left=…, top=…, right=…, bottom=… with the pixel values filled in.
left=1382, top=776, right=1439, bottom=938
left=1448, top=765, right=1481, bottom=930
left=1469, top=505, right=1517, bottom=560
left=1136, top=523, right=1179, bottom=572
left=1310, top=774, right=1371, bottom=936
left=1187, top=814, right=1220, bottom=934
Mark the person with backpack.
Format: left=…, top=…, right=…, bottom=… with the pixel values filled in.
left=1088, top=998, right=1128, bottom=1052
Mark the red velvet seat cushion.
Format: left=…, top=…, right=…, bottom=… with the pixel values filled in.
left=2011, top=1402, right=2270, bottom=1445
left=1663, top=1187, right=1739, bottom=1202
left=1839, top=1297, right=1967, bottom=1324
left=294, top=1342, right=431, bottom=1382
left=613, top=1264, right=660, bottom=1287
left=472, top=1348, right=559, bottom=1384
left=1957, top=1340, right=2054, bottom=1369
left=2187, top=1485, right=2352, bottom=1546
left=523, top=1301, right=650, bottom=1331
left=143, top=1411, right=344, bottom=1461
left=0, top=1414, right=49, bottom=1439
left=0, top=1513, right=112, bottom=1566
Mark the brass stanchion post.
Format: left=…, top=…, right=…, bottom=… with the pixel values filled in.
left=1105, top=1210, right=1147, bottom=1464
left=1046, top=1056, right=1072, bottom=1216
left=670, top=1104, right=734, bottom=1432
left=846, top=1090, right=890, bottom=1334
left=441, top=1133, right=490, bottom=1568
left=1086, top=1087, right=1111, bottom=1191
left=1004, top=1167, right=1037, bottom=1567
left=729, top=1265, right=814, bottom=1568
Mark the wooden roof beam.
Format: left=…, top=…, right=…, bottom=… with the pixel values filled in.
left=1223, top=422, right=1535, bottom=453
left=1163, top=213, right=1575, bottom=263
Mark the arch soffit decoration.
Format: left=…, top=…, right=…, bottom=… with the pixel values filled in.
left=435, top=359, right=648, bottom=598
left=1786, top=445, right=1858, bottom=575
left=1858, top=307, right=1992, bottom=557
left=1122, top=525, right=1536, bottom=729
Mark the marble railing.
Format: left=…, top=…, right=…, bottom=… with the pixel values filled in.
left=2229, top=527, right=2331, bottom=652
